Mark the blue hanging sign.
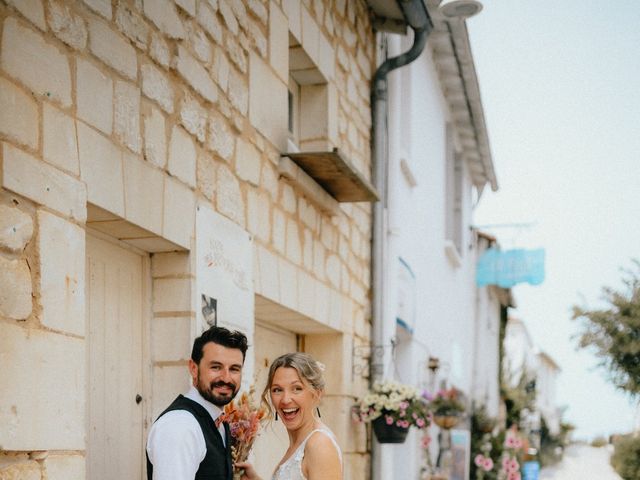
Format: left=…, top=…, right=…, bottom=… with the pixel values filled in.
left=476, top=248, right=545, bottom=288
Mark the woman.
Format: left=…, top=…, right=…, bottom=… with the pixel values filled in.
left=236, top=352, right=342, bottom=480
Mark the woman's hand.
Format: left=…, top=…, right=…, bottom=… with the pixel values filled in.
left=234, top=461, right=262, bottom=480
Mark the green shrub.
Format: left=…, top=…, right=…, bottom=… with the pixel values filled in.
left=590, top=436, right=608, bottom=448
left=611, top=434, right=640, bottom=480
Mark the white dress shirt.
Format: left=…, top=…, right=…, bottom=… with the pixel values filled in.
left=146, top=386, right=227, bottom=480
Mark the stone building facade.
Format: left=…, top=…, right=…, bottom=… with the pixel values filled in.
left=0, top=0, right=375, bottom=478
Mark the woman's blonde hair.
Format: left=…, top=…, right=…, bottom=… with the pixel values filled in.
left=261, top=352, right=326, bottom=419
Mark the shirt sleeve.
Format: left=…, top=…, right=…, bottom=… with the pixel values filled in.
left=146, top=410, right=206, bottom=480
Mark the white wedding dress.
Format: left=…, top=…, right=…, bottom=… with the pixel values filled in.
left=271, top=428, right=342, bottom=480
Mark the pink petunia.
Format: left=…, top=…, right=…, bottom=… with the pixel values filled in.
left=482, top=457, right=494, bottom=471
left=474, top=454, right=485, bottom=467
left=385, top=415, right=394, bottom=425
left=508, top=458, right=519, bottom=472
left=416, top=418, right=425, bottom=428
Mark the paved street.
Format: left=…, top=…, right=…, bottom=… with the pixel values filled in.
left=540, top=443, right=621, bottom=480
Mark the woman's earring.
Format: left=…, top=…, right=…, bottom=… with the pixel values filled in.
left=275, top=412, right=279, bottom=421
left=316, top=407, right=321, bottom=418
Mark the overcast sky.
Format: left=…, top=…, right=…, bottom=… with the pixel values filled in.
left=466, top=0, right=640, bottom=439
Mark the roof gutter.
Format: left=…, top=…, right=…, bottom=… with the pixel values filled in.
left=370, top=2, right=432, bottom=479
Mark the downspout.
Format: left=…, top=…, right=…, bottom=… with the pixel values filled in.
left=370, top=2, right=432, bottom=479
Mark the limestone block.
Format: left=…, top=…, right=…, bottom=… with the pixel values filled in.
left=0, top=460, right=41, bottom=480
left=152, top=365, right=190, bottom=420
left=247, top=0, right=267, bottom=23
left=175, top=46, right=218, bottom=105
left=144, top=0, right=185, bottom=39
left=77, top=122, right=124, bottom=217
left=2, top=143, right=87, bottom=222
left=325, top=254, right=340, bottom=288
left=255, top=245, right=278, bottom=301
left=150, top=32, right=171, bottom=68
left=196, top=151, right=216, bottom=201
left=281, top=184, right=296, bottom=214
left=269, top=2, right=288, bottom=82
left=142, top=63, right=174, bottom=114
left=83, top=0, right=111, bottom=18
left=176, top=0, right=196, bottom=16
left=47, top=0, right=88, bottom=50
left=0, top=257, right=32, bottom=320
left=261, top=162, right=278, bottom=201
left=180, top=94, right=207, bottom=143
left=43, top=103, right=79, bottom=175
left=151, top=251, right=190, bottom=277
left=76, top=58, right=113, bottom=135
left=298, top=197, right=318, bottom=231
left=301, top=6, right=320, bottom=65
left=249, top=19, right=267, bottom=58
left=247, top=188, right=271, bottom=242
left=123, top=153, right=163, bottom=234
left=0, top=324, right=85, bottom=449
left=215, top=164, right=245, bottom=226
left=285, top=218, right=301, bottom=265
left=227, top=68, right=248, bottom=115
left=116, top=2, right=149, bottom=50
left=1, top=17, right=71, bottom=107
left=168, top=126, right=197, bottom=188
left=114, top=80, right=141, bottom=153
left=0, top=77, right=39, bottom=150
left=143, top=106, right=167, bottom=168
left=153, top=278, right=191, bottom=313
left=317, top=31, right=335, bottom=81
left=44, top=453, right=85, bottom=480
left=88, top=18, right=137, bottom=80
left=196, top=3, right=223, bottom=45
left=297, top=269, right=316, bottom=318
left=207, top=113, right=234, bottom=161
left=188, top=25, right=212, bottom=63
left=302, top=228, right=313, bottom=270
left=235, top=138, right=261, bottom=185
left=151, top=316, right=191, bottom=361
left=226, top=37, right=247, bottom=73
left=249, top=52, right=287, bottom=151
left=277, top=257, right=297, bottom=310
left=272, top=208, right=285, bottom=254
left=281, top=0, right=301, bottom=41
left=0, top=204, right=33, bottom=252
left=313, top=239, right=325, bottom=280
left=5, top=0, right=46, bottom=30
left=218, top=0, right=238, bottom=35
left=163, top=177, right=195, bottom=249
left=38, top=210, right=85, bottom=335
left=211, top=47, right=230, bottom=91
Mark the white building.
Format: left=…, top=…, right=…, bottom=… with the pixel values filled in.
left=364, top=1, right=506, bottom=478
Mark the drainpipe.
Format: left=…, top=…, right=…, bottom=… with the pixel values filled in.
left=370, top=2, right=432, bottom=480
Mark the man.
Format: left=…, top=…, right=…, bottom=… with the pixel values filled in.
left=146, top=326, right=248, bottom=480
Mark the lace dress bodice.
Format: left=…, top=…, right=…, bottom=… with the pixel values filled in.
left=271, top=428, right=342, bottom=480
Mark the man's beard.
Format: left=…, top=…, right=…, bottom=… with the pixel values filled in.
left=196, top=371, right=239, bottom=406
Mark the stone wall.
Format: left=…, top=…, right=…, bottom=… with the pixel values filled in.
left=0, top=0, right=374, bottom=477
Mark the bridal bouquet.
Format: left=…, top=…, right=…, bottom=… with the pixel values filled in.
left=218, top=388, right=268, bottom=467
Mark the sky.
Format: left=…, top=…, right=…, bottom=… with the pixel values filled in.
left=465, top=0, right=640, bottom=440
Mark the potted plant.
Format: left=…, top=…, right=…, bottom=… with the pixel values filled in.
left=352, top=380, right=431, bottom=443
left=429, top=387, right=465, bottom=429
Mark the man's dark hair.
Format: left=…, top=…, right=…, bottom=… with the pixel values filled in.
left=191, top=326, right=249, bottom=364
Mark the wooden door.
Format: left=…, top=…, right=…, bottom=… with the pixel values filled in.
left=252, top=322, right=299, bottom=477
left=86, top=233, right=146, bottom=479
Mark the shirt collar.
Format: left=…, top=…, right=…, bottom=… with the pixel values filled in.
left=185, top=385, right=223, bottom=422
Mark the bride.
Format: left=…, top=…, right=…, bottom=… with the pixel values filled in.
left=236, top=352, right=342, bottom=480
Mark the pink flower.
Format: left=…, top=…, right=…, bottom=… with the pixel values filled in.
left=421, top=435, right=431, bottom=448
left=416, top=418, right=425, bottom=428
left=474, top=454, right=485, bottom=467
left=508, top=458, right=519, bottom=472
left=505, top=436, right=517, bottom=448
left=399, top=401, right=409, bottom=409
left=507, top=472, right=521, bottom=480
left=385, top=415, right=394, bottom=425
left=482, top=457, right=494, bottom=471
left=502, top=457, right=510, bottom=470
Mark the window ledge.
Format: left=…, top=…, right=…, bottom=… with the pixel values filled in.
left=444, top=240, right=462, bottom=268
left=278, top=156, right=339, bottom=215
left=281, top=149, right=379, bottom=202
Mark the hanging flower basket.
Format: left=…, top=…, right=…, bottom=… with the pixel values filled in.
left=433, top=413, right=460, bottom=430
left=372, top=416, right=409, bottom=443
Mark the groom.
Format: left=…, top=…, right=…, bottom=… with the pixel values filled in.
left=146, top=326, right=249, bottom=480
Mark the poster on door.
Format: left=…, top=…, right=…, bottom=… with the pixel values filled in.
left=196, top=203, right=254, bottom=339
